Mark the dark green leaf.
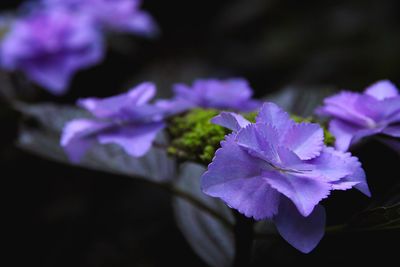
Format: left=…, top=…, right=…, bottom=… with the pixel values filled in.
left=172, top=163, right=235, bottom=267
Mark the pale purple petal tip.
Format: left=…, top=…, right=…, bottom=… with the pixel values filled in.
left=364, top=80, right=399, bottom=100
left=211, top=112, right=251, bottom=132
left=61, top=119, right=107, bottom=163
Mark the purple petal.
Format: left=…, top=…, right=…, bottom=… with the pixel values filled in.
left=380, top=96, right=400, bottom=123
left=382, top=125, right=400, bottom=138
left=317, top=92, right=378, bottom=127
left=198, top=78, right=252, bottom=103
left=155, top=98, right=193, bottom=117
left=262, top=170, right=331, bottom=217
left=256, top=102, right=294, bottom=136
left=235, top=123, right=281, bottom=164
left=211, top=112, right=251, bottom=132
left=201, top=135, right=279, bottom=219
left=364, top=80, right=399, bottom=100
left=22, top=57, right=75, bottom=95
left=79, top=82, right=156, bottom=118
left=125, top=11, right=160, bottom=37
left=329, top=119, right=383, bottom=151
left=60, top=119, right=109, bottom=163
left=173, top=83, right=199, bottom=104
left=331, top=181, right=360, bottom=191
left=307, top=146, right=359, bottom=182
left=97, top=122, right=164, bottom=157
left=313, top=147, right=371, bottom=196
left=274, top=198, right=326, bottom=254
left=329, top=119, right=360, bottom=151
left=283, top=122, right=324, bottom=160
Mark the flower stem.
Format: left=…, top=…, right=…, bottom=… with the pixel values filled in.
left=233, top=211, right=254, bottom=267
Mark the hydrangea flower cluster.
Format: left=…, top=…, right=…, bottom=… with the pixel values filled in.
left=156, top=78, right=261, bottom=115
left=61, top=78, right=260, bottom=162
left=317, top=80, right=400, bottom=151
left=1, top=9, right=103, bottom=94
left=61, top=82, right=165, bottom=162
left=44, top=0, right=159, bottom=36
left=58, top=78, right=398, bottom=254
left=0, top=0, right=157, bottom=94
left=202, top=103, right=370, bottom=253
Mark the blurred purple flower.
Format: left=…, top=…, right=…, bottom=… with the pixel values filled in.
left=316, top=80, right=400, bottom=152
left=61, top=82, right=165, bottom=162
left=202, top=103, right=370, bottom=253
left=157, top=78, right=261, bottom=114
left=0, top=8, right=104, bottom=94
left=44, top=0, right=159, bottom=37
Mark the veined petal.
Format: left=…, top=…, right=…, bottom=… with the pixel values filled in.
left=333, top=166, right=370, bottom=196
left=307, top=146, right=358, bottom=182
left=283, top=122, right=324, bottom=160
left=331, top=181, right=360, bottom=191
left=201, top=135, right=265, bottom=189
left=201, top=135, right=279, bottom=219
left=274, top=198, right=326, bottom=254
left=318, top=91, right=378, bottom=127
left=211, top=112, right=251, bottom=132
left=364, top=80, right=399, bottom=100
left=97, top=121, right=164, bottom=157
left=235, top=123, right=281, bottom=165
left=262, top=170, right=331, bottom=217
left=256, top=102, right=294, bottom=136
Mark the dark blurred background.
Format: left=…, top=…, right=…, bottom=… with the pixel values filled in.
left=2, top=0, right=399, bottom=266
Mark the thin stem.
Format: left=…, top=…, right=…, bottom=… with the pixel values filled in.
left=233, top=211, right=254, bottom=267
left=326, top=224, right=347, bottom=234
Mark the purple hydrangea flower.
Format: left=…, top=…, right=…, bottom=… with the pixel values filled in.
left=202, top=103, right=370, bottom=253
left=157, top=78, right=261, bottom=114
left=316, top=80, right=400, bottom=151
left=61, top=82, right=165, bottom=162
left=44, top=0, right=158, bottom=37
left=0, top=8, right=104, bottom=94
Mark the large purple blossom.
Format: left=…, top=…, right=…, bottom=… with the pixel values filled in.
left=0, top=8, right=104, bottom=94
left=61, top=82, right=165, bottom=163
left=202, top=103, right=370, bottom=253
left=157, top=78, right=261, bottom=114
left=316, top=80, right=400, bottom=152
left=44, top=0, right=158, bottom=37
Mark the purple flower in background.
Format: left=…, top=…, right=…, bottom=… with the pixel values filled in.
left=157, top=78, right=261, bottom=114
left=61, top=82, right=165, bottom=162
left=44, top=0, right=158, bottom=37
left=202, top=103, right=370, bottom=253
left=316, top=80, right=400, bottom=152
left=0, top=8, right=104, bottom=94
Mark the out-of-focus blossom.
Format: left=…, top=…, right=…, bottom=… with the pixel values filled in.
left=202, top=103, right=370, bottom=253
left=0, top=8, right=104, bottom=94
left=157, top=78, right=261, bottom=114
left=44, top=0, right=158, bottom=37
left=316, top=80, right=400, bottom=152
left=61, top=82, right=165, bottom=162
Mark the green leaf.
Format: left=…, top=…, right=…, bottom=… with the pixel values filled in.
left=348, top=185, right=400, bottom=231
left=172, top=163, right=235, bottom=267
